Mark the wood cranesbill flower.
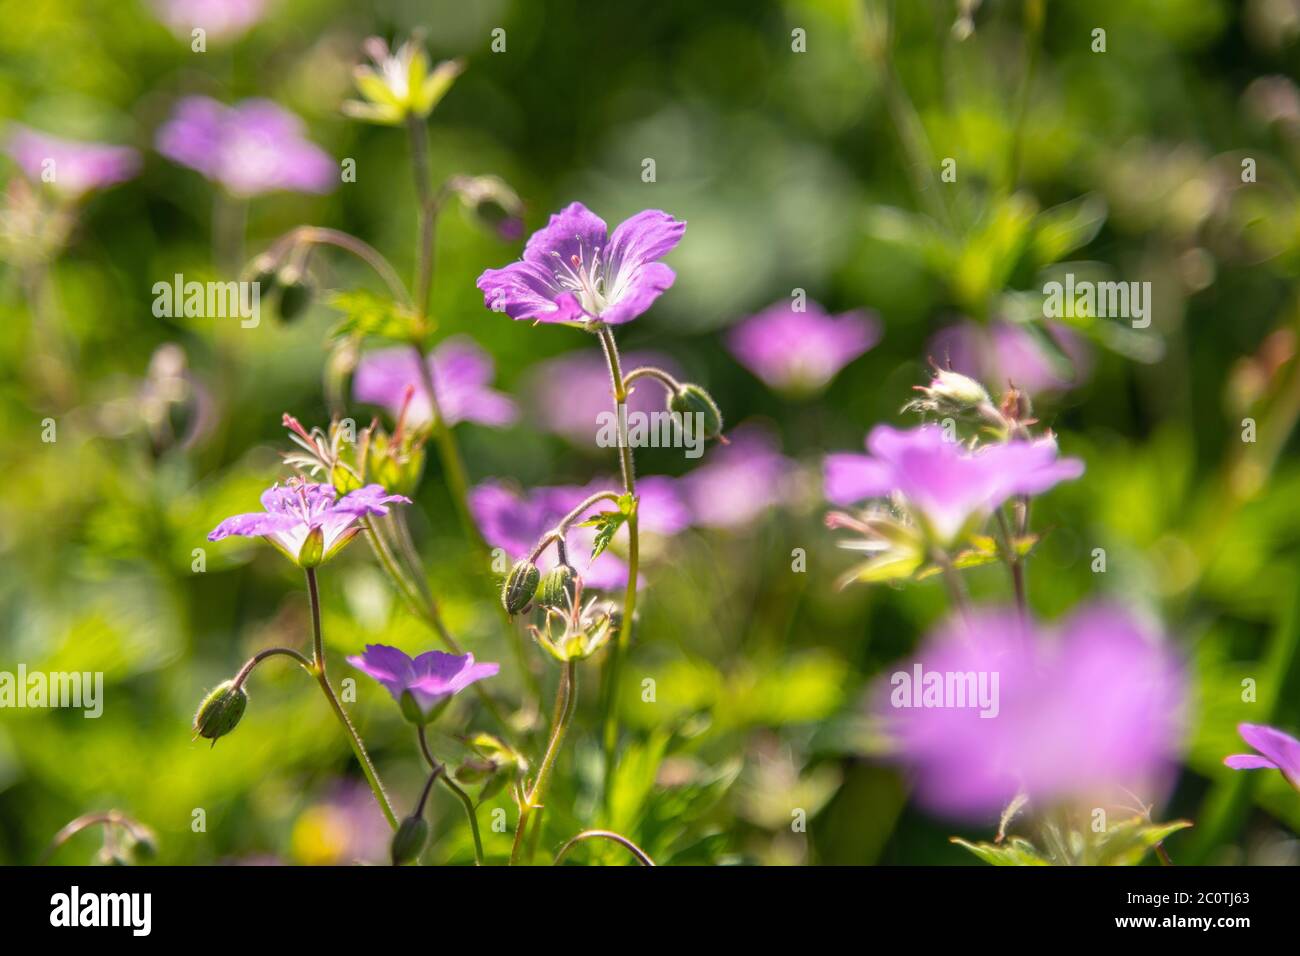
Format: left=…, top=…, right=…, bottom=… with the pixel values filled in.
left=476, top=201, right=685, bottom=326
left=353, top=336, right=517, bottom=429
left=347, top=644, right=499, bottom=724
left=726, top=299, right=881, bottom=395
left=524, top=349, right=683, bottom=446
left=208, top=480, right=409, bottom=567
left=5, top=125, right=140, bottom=199
left=151, top=0, right=268, bottom=42
left=824, top=424, right=1083, bottom=543
left=1224, top=723, right=1300, bottom=791
left=156, top=97, right=335, bottom=197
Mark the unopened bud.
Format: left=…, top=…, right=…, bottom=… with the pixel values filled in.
left=193, top=680, right=248, bottom=744
left=277, top=273, right=313, bottom=322
left=668, top=384, right=724, bottom=440
left=502, top=560, right=540, bottom=615
left=297, top=525, right=325, bottom=568
left=391, top=816, right=429, bottom=865
left=537, top=564, right=578, bottom=609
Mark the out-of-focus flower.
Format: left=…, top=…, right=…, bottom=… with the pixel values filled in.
left=528, top=579, right=618, bottom=662
left=823, top=424, right=1083, bottom=543
left=156, top=97, right=335, bottom=197
left=151, top=0, right=268, bottom=42
left=525, top=349, right=683, bottom=446
left=928, top=319, right=1091, bottom=396
left=353, top=337, right=517, bottom=429
left=137, top=343, right=215, bottom=455
left=879, top=604, right=1185, bottom=819
left=208, top=479, right=409, bottom=567
left=450, top=174, right=524, bottom=241
left=343, top=36, right=463, bottom=126
left=726, top=300, right=880, bottom=394
left=1224, top=723, right=1300, bottom=791
left=477, top=201, right=685, bottom=326
left=347, top=644, right=498, bottom=723
left=471, top=477, right=689, bottom=590
left=4, top=125, right=139, bottom=199
left=290, top=783, right=391, bottom=865
left=680, top=425, right=794, bottom=530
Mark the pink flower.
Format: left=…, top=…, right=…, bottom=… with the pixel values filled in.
left=824, top=424, right=1083, bottom=542
left=5, top=126, right=139, bottom=199
left=680, top=425, right=795, bottom=530
left=353, top=337, right=517, bottom=429
left=879, top=604, right=1185, bottom=819
left=151, top=0, right=268, bottom=42
left=524, top=349, right=684, bottom=446
left=1224, top=723, right=1300, bottom=791
left=347, top=644, right=498, bottom=723
left=928, top=320, right=1091, bottom=395
left=156, top=97, right=334, bottom=197
left=727, top=300, right=880, bottom=394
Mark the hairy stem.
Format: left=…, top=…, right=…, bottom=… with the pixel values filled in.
left=418, top=725, right=484, bottom=866
left=306, top=567, right=398, bottom=830
left=553, top=828, right=656, bottom=866
left=511, top=659, right=578, bottom=865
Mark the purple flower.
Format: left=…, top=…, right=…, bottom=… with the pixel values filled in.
left=156, top=97, right=335, bottom=197
left=476, top=201, right=685, bottom=326
left=879, top=604, right=1185, bottom=819
left=680, top=425, right=795, bottom=530
left=824, top=424, right=1083, bottom=542
left=151, top=0, right=268, bottom=42
left=929, top=320, right=1091, bottom=395
left=1224, top=723, right=1300, bottom=791
left=347, top=644, right=498, bottom=723
left=208, top=480, right=408, bottom=566
left=524, top=349, right=683, bottom=446
left=5, top=126, right=139, bottom=199
left=726, top=300, right=881, bottom=394
left=353, top=337, right=517, bottom=429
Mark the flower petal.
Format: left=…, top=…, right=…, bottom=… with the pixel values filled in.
left=599, top=261, right=676, bottom=325
left=520, top=201, right=608, bottom=266
left=1224, top=754, right=1278, bottom=771
left=605, top=209, right=686, bottom=275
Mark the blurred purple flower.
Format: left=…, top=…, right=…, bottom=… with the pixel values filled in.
left=470, top=477, right=689, bottom=590
left=726, top=300, right=881, bottom=394
left=347, top=644, right=498, bottom=722
left=879, top=604, right=1185, bottom=820
left=525, top=349, right=683, bottom=446
left=152, top=0, right=268, bottom=42
left=1224, top=723, right=1300, bottom=791
left=208, top=480, right=408, bottom=566
left=680, top=425, right=795, bottom=530
left=929, top=320, right=1091, bottom=396
left=476, top=201, right=685, bottom=326
left=353, top=336, right=517, bottom=429
left=5, top=125, right=139, bottom=199
left=824, top=424, right=1083, bottom=542
left=156, top=97, right=334, bottom=197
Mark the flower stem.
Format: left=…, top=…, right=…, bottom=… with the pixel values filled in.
left=418, top=725, right=484, bottom=866
left=305, top=567, right=399, bottom=830
left=595, top=325, right=640, bottom=804
left=553, top=828, right=655, bottom=866
left=994, top=509, right=1028, bottom=621
left=511, top=659, right=578, bottom=865
left=231, top=646, right=313, bottom=688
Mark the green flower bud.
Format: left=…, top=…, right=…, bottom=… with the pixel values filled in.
left=537, top=564, right=578, bottom=609
left=391, top=815, right=430, bottom=865
left=668, top=383, right=724, bottom=440
left=193, top=680, right=248, bottom=744
left=277, top=275, right=313, bottom=322
left=502, top=560, right=540, bottom=615
left=122, top=829, right=158, bottom=864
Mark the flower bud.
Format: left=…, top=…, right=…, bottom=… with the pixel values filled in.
left=122, top=829, right=158, bottom=864
left=536, top=563, right=578, bottom=609
left=668, top=384, right=724, bottom=440
left=391, top=815, right=429, bottom=866
left=277, top=273, right=313, bottom=322
left=193, top=680, right=248, bottom=744
left=453, top=175, right=524, bottom=241
left=502, top=560, right=540, bottom=615
left=905, top=368, right=994, bottom=419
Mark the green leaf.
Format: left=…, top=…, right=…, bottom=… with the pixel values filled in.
left=1088, top=816, right=1193, bottom=866
left=1031, top=194, right=1107, bottom=266
left=836, top=552, right=923, bottom=588
left=577, top=495, right=637, bottom=561
left=327, top=289, right=420, bottom=343
left=950, top=836, right=1051, bottom=866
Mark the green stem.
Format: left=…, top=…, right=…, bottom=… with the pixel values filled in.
left=306, top=567, right=399, bottom=830
left=511, top=660, right=578, bottom=865
left=231, top=646, right=313, bottom=688
left=994, top=509, right=1027, bottom=621
left=418, top=725, right=484, bottom=866
left=553, top=829, right=655, bottom=866
left=595, top=326, right=640, bottom=802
